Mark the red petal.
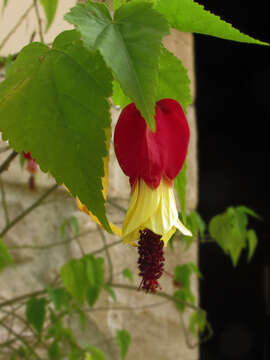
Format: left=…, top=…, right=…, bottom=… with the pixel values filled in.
left=114, top=99, right=190, bottom=188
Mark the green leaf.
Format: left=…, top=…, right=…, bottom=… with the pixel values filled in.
left=60, top=258, right=87, bottom=303
left=236, top=205, right=262, bottom=220
left=103, top=284, right=117, bottom=302
left=68, top=348, right=84, bottom=360
left=189, top=310, right=206, bottom=336
left=247, top=229, right=258, bottom=262
left=116, top=329, right=131, bottom=360
left=85, top=346, right=106, bottom=360
left=155, top=0, right=268, bottom=46
left=47, top=286, right=70, bottom=311
left=112, top=79, right=131, bottom=109
left=174, top=288, right=195, bottom=312
left=209, top=207, right=248, bottom=266
left=83, top=255, right=105, bottom=306
left=40, top=0, right=59, bottom=30
left=48, top=341, right=61, bottom=360
left=113, top=0, right=126, bottom=11
left=60, top=216, right=79, bottom=238
left=26, top=297, right=47, bottom=335
left=0, top=238, right=12, bottom=272
left=156, top=48, right=192, bottom=113
left=65, top=1, right=169, bottom=131
left=0, top=30, right=113, bottom=232
left=122, top=268, right=133, bottom=281
left=174, top=161, right=187, bottom=224
left=187, top=211, right=206, bottom=238
left=174, top=264, right=192, bottom=289
left=112, top=47, right=192, bottom=113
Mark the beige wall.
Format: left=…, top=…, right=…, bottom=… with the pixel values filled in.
left=0, top=2, right=199, bottom=359
left=0, top=0, right=76, bottom=55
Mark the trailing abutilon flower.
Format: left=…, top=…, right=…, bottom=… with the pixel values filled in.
left=114, top=99, right=192, bottom=292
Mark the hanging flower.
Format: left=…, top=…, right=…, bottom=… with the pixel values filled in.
left=114, top=98, right=192, bottom=291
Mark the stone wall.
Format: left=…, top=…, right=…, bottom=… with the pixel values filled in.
left=0, top=2, right=198, bottom=359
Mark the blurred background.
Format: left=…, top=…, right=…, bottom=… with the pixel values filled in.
left=195, top=1, right=270, bottom=359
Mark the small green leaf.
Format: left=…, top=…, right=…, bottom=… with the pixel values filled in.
left=103, top=284, right=117, bottom=302
left=60, top=216, right=79, bottom=238
left=174, top=161, right=187, bottom=225
left=0, top=238, right=12, bottom=272
left=68, top=348, right=84, bottom=360
left=0, top=30, right=113, bottom=232
left=189, top=310, right=206, bottom=336
left=83, top=255, right=105, bottom=307
left=26, top=297, right=46, bottom=335
left=247, top=229, right=258, bottom=262
left=116, top=329, right=131, bottom=360
left=60, top=259, right=87, bottom=303
left=47, top=286, right=70, bottom=311
left=174, top=264, right=192, bottom=289
left=85, top=346, right=106, bottom=360
left=155, top=0, right=268, bottom=46
left=237, top=205, right=262, bottom=220
left=122, top=268, right=133, bottom=281
left=174, top=288, right=195, bottom=312
left=48, top=341, right=61, bottom=360
left=65, top=1, right=170, bottom=131
left=40, top=0, right=59, bottom=30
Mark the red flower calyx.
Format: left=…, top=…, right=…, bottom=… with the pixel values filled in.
left=114, top=99, right=190, bottom=189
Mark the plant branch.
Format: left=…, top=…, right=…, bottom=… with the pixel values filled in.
left=0, top=176, right=10, bottom=225
left=0, top=4, right=34, bottom=51
left=97, top=226, right=114, bottom=283
left=0, top=150, right=18, bottom=174
left=33, top=0, right=44, bottom=43
left=0, top=319, right=42, bottom=359
left=0, top=183, right=58, bottom=238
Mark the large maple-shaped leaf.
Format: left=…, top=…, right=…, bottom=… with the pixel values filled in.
left=113, top=47, right=192, bottom=112
left=0, top=30, right=112, bottom=231
left=65, top=0, right=169, bottom=131
left=155, top=0, right=268, bottom=45
left=156, top=47, right=192, bottom=113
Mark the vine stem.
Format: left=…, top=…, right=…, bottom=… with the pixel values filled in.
left=0, top=150, right=18, bottom=174
left=33, top=0, right=44, bottom=43
left=0, top=183, right=58, bottom=238
left=0, top=4, right=34, bottom=51
left=97, top=226, right=114, bottom=283
left=0, top=176, right=10, bottom=225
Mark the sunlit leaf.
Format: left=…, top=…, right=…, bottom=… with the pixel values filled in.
left=155, top=0, right=268, bottom=45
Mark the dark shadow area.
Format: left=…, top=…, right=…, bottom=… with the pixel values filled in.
left=195, top=1, right=270, bottom=359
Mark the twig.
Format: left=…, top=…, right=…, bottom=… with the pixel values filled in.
left=0, top=289, right=47, bottom=310
left=33, top=0, right=44, bottom=43
left=0, top=183, right=58, bottom=238
left=0, top=176, right=10, bottom=225
left=0, top=319, right=42, bottom=360
left=0, top=150, right=18, bottom=174
left=97, top=226, right=114, bottom=283
left=7, top=228, right=94, bottom=250
left=107, top=198, right=126, bottom=213
left=108, top=283, right=202, bottom=312
left=0, top=4, right=34, bottom=51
